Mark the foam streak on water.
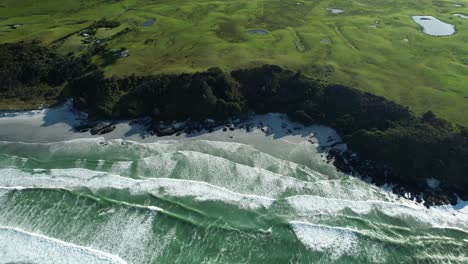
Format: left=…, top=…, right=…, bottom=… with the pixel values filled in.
left=0, top=226, right=127, bottom=264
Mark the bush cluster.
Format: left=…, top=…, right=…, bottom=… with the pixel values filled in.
left=0, top=43, right=93, bottom=100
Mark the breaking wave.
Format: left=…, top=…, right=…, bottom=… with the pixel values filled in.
left=0, top=119, right=467, bottom=263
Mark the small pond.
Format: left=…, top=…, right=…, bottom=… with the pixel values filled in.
left=143, top=19, right=155, bottom=27
left=247, top=29, right=269, bottom=35
left=327, top=8, right=345, bottom=14
left=411, top=16, right=455, bottom=36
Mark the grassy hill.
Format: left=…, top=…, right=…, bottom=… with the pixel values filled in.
left=1, top=0, right=468, bottom=124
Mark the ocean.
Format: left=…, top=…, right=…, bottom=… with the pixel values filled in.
left=0, top=102, right=466, bottom=263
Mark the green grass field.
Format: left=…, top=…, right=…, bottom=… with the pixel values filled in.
left=1, top=0, right=468, bottom=124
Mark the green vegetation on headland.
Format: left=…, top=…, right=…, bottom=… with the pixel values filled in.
left=0, top=43, right=94, bottom=109
left=2, top=42, right=466, bottom=203
left=1, top=0, right=468, bottom=125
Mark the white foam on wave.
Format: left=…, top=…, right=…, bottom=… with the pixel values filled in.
left=136, top=150, right=382, bottom=201
left=109, top=161, right=134, bottom=175
left=85, top=209, right=163, bottom=263
left=1, top=137, right=328, bottom=182
left=286, top=195, right=468, bottom=231
left=415, top=252, right=468, bottom=263
left=175, top=139, right=327, bottom=181
left=0, top=187, right=166, bottom=264
left=0, top=142, right=384, bottom=202
left=290, top=221, right=358, bottom=259
left=0, top=225, right=127, bottom=264
left=0, top=137, right=345, bottom=200
left=137, top=150, right=318, bottom=198
left=0, top=168, right=274, bottom=210
left=0, top=135, right=384, bottom=203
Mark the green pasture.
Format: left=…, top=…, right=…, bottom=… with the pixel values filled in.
left=1, top=0, right=468, bottom=124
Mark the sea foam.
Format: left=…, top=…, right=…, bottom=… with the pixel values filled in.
left=290, top=221, right=358, bottom=259
left=0, top=226, right=127, bottom=264
left=286, top=195, right=468, bottom=231
left=0, top=168, right=275, bottom=210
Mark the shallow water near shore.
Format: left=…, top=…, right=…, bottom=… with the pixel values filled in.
left=0, top=103, right=467, bottom=263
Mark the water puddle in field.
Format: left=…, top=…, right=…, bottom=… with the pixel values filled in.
left=320, top=38, right=331, bottom=45
left=411, top=16, right=455, bottom=36
left=327, top=8, right=345, bottom=14
left=453, top=13, right=468, bottom=19
left=143, top=19, right=155, bottom=27
left=247, top=29, right=269, bottom=35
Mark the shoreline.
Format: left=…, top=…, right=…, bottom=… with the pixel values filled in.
left=2, top=43, right=467, bottom=206
left=0, top=101, right=463, bottom=208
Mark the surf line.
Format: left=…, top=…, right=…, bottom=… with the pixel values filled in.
left=0, top=225, right=128, bottom=264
